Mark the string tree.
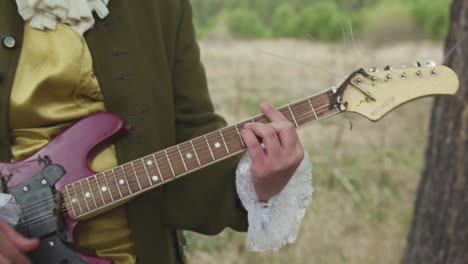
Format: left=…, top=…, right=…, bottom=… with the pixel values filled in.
left=426, top=59, right=437, bottom=67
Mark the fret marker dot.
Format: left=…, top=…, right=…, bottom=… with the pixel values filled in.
left=146, top=160, right=153, bottom=166
left=214, top=142, right=221, bottom=148
left=85, top=192, right=91, bottom=198
left=152, top=176, right=159, bottom=182
left=119, top=179, right=125, bottom=185
left=186, top=153, right=193, bottom=159
left=71, top=198, right=78, bottom=203
left=101, top=186, right=108, bottom=192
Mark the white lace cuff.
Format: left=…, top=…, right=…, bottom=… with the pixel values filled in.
left=235, top=152, right=313, bottom=252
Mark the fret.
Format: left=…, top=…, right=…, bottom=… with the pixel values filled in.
left=141, top=158, right=153, bottom=186
left=143, top=156, right=162, bottom=184
left=289, top=101, right=308, bottom=127
left=204, top=135, right=215, bottom=160
left=164, top=149, right=176, bottom=176
left=206, top=132, right=228, bottom=159
left=219, top=130, right=230, bottom=154
left=178, top=142, right=198, bottom=171
left=65, top=185, right=77, bottom=216
left=118, top=166, right=133, bottom=194
left=94, top=175, right=106, bottom=205
left=137, top=159, right=152, bottom=188
left=110, top=170, right=123, bottom=198
left=288, top=105, right=299, bottom=127
left=190, top=140, right=201, bottom=166
left=70, top=183, right=83, bottom=214
left=102, top=173, right=114, bottom=202
left=98, top=173, right=112, bottom=203
left=152, top=154, right=164, bottom=181
left=307, top=98, right=319, bottom=120
left=222, top=127, right=244, bottom=153
left=234, top=124, right=246, bottom=148
left=113, top=167, right=131, bottom=197
left=78, top=180, right=90, bottom=211
left=122, top=164, right=141, bottom=193
left=191, top=137, right=212, bottom=165
left=86, top=177, right=98, bottom=208
left=177, top=145, right=188, bottom=171
left=130, top=162, right=142, bottom=190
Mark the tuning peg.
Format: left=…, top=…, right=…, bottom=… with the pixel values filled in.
left=426, top=60, right=437, bottom=67
left=384, top=65, right=393, bottom=71
left=400, top=64, right=407, bottom=69
left=415, top=61, right=422, bottom=67
left=369, top=66, right=379, bottom=73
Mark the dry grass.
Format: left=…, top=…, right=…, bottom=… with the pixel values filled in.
left=186, top=39, right=443, bottom=264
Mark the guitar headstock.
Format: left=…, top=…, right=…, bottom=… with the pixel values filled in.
left=335, top=61, right=459, bottom=121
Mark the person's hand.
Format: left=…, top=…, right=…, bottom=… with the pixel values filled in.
left=0, top=220, right=38, bottom=264
left=240, top=103, right=305, bottom=202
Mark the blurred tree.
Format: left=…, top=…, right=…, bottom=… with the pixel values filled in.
left=411, top=0, right=450, bottom=39
left=227, top=8, right=267, bottom=39
left=404, top=0, right=468, bottom=263
left=294, top=2, right=343, bottom=41
left=271, top=3, right=296, bottom=37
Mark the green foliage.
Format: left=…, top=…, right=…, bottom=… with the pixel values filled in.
left=293, top=2, right=346, bottom=41
left=192, top=0, right=451, bottom=42
left=411, top=0, right=450, bottom=40
left=227, top=8, right=267, bottom=39
left=271, top=3, right=296, bottom=37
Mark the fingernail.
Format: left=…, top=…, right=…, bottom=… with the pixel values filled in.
left=244, top=123, right=252, bottom=129
left=260, top=103, right=269, bottom=111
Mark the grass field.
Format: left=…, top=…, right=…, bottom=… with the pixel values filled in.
left=186, top=39, right=443, bottom=264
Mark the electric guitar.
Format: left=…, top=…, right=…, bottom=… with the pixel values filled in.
left=0, top=63, right=459, bottom=263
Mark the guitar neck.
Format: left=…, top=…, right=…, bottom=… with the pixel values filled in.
left=63, top=89, right=341, bottom=220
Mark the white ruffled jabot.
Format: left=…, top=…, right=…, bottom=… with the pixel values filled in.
left=15, top=0, right=110, bottom=34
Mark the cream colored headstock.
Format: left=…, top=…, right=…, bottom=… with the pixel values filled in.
left=338, top=63, right=459, bottom=121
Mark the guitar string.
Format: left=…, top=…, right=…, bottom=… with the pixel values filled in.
left=17, top=197, right=55, bottom=219
left=15, top=101, right=337, bottom=218
left=19, top=102, right=334, bottom=219
left=15, top=102, right=336, bottom=220
left=59, top=104, right=339, bottom=215
left=51, top=106, right=340, bottom=222
left=20, top=108, right=339, bottom=228
left=15, top=211, right=56, bottom=231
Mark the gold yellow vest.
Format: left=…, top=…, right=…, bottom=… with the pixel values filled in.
left=10, top=23, right=136, bottom=264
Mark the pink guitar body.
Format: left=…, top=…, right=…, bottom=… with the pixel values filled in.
left=1, top=112, right=130, bottom=264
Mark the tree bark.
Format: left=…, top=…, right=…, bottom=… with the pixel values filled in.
left=404, top=1, right=468, bottom=263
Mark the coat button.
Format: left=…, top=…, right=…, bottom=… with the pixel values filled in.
left=2, top=34, right=17, bottom=49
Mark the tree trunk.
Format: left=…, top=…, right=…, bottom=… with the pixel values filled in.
left=404, top=1, right=468, bottom=263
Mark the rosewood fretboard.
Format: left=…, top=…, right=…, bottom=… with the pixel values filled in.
left=63, top=89, right=340, bottom=219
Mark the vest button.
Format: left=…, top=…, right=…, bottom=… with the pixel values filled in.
left=2, top=34, right=17, bottom=49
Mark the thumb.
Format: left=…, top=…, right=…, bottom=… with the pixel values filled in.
left=0, top=222, right=39, bottom=252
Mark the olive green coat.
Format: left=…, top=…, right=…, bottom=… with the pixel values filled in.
left=0, top=1, right=248, bottom=263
